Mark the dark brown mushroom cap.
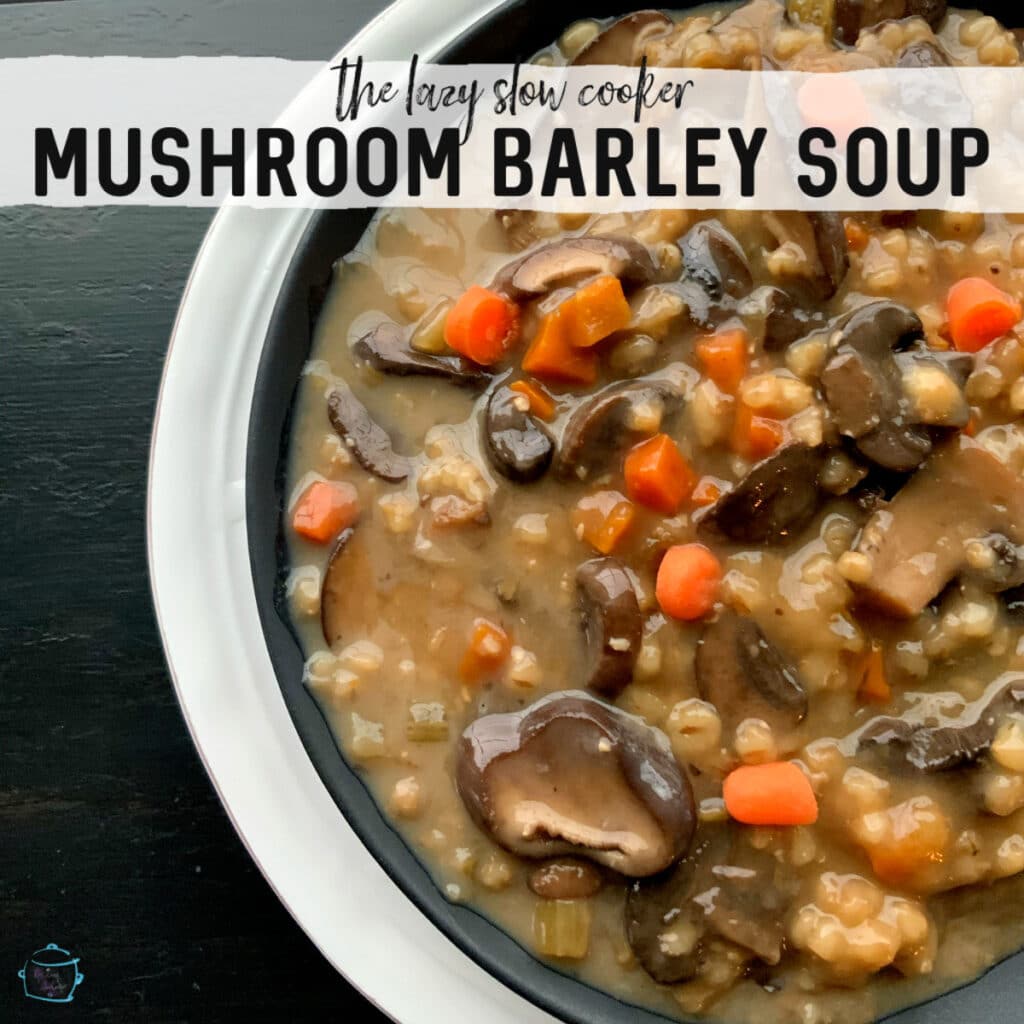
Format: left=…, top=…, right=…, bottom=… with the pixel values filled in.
left=858, top=674, right=1024, bottom=771
left=806, top=212, right=850, bottom=300
left=576, top=558, right=643, bottom=699
left=484, top=384, right=555, bottom=483
left=321, top=528, right=379, bottom=647
left=757, top=285, right=827, bottom=352
left=680, top=220, right=754, bottom=304
left=625, top=825, right=787, bottom=984
left=352, top=321, right=488, bottom=388
left=326, top=387, right=411, bottom=483
left=491, top=235, right=657, bottom=301
left=554, top=368, right=689, bottom=481
left=696, top=609, right=808, bottom=734
left=571, top=10, right=673, bottom=66
left=852, top=438, right=1024, bottom=617
left=697, top=444, right=827, bottom=546
left=456, top=691, right=696, bottom=877
left=821, top=301, right=933, bottom=472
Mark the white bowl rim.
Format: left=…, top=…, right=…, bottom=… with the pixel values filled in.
left=146, top=1, right=557, bottom=1020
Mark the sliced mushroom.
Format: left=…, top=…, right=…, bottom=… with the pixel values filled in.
left=763, top=211, right=849, bottom=301
left=821, top=301, right=937, bottom=472
left=528, top=859, right=604, bottom=900
left=859, top=674, right=1024, bottom=771
left=554, top=367, right=690, bottom=481
left=352, top=321, right=487, bottom=388
left=897, top=39, right=952, bottom=68
left=680, top=220, right=753, bottom=304
left=852, top=438, right=1024, bottom=617
left=625, top=826, right=787, bottom=984
left=756, top=285, right=827, bottom=352
left=456, top=690, right=695, bottom=877
left=321, top=528, right=378, bottom=647
left=572, top=10, right=673, bottom=66
left=576, top=558, right=642, bottom=699
left=698, top=444, right=827, bottom=546
left=790, top=0, right=947, bottom=44
left=492, top=235, right=657, bottom=301
left=696, top=610, right=808, bottom=734
left=484, top=384, right=555, bottom=483
left=326, top=387, right=411, bottom=483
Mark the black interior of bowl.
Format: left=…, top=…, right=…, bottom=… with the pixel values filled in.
left=246, top=2, right=1024, bottom=1021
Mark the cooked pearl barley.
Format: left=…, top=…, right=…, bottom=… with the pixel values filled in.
left=837, top=551, right=873, bottom=585
left=636, top=640, right=663, bottom=679
left=378, top=492, right=417, bottom=533
left=734, top=718, right=778, bottom=765
left=318, top=432, right=353, bottom=474
left=788, top=406, right=824, bottom=447
left=786, top=336, right=829, bottom=380
left=390, top=776, right=423, bottom=818
left=983, top=772, right=1024, bottom=816
left=902, top=364, right=967, bottom=425
left=507, top=645, right=543, bottom=688
left=514, top=513, right=550, bottom=546
left=625, top=396, right=664, bottom=434
left=842, top=767, right=891, bottom=814
left=349, top=712, right=386, bottom=759
left=339, top=639, right=384, bottom=675
left=559, top=18, right=601, bottom=59
left=992, top=716, right=1024, bottom=772
left=690, top=379, right=733, bottom=448
left=995, top=835, right=1024, bottom=877
left=287, top=566, right=321, bottom=617
left=739, top=373, right=814, bottom=417
left=666, top=699, right=722, bottom=763
left=477, top=852, right=515, bottom=891
left=699, top=797, right=729, bottom=823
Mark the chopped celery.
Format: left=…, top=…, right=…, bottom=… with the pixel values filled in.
left=532, top=899, right=592, bottom=959
left=406, top=701, right=449, bottom=742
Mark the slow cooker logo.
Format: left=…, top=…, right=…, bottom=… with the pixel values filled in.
left=18, top=943, right=85, bottom=1003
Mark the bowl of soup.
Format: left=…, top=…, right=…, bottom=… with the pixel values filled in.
left=239, top=2, right=1024, bottom=1022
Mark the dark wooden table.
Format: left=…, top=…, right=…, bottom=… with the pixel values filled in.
left=1, top=2, right=391, bottom=1020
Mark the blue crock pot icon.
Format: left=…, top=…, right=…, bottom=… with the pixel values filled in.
left=18, top=943, right=84, bottom=1003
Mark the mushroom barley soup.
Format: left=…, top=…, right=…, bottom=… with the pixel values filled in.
left=284, top=3, right=1024, bottom=1020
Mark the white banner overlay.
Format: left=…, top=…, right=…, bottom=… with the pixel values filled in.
left=7, top=56, right=1024, bottom=210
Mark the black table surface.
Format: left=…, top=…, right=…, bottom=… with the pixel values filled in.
left=2, top=2, right=393, bottom=1020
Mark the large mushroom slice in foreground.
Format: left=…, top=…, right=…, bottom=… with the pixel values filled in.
left=456, top=691, right=695, bottom=877
left=852, top=438, right=1024, bottom=618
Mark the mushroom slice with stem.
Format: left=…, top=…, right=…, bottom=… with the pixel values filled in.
left=858, top=673, right=1024, bottom=771
left=456, top=690, right=695, bottom=877
left=696, top=609, right=808, bottom=735
left=680, top=220, right=754, bottom=304
left=326, top=387, right=411, bottom=483
left=554, top=365, right=692, bottom=481
left=491, top=235, right=657, bottom=301
left=576, top=557, right=643, bottom=699
left=851, top=437, right=1024, bottom=618
left=352, top=321, right=488, bottom=388
left=763, top=211, right=849, bottom=302
left=571, top=10, right=673, bottom=66
left=786, top=0, right=947, bottom=45
left=697, top=443, right=827, bottom=546
left=484, top=383, right=555, bottom=483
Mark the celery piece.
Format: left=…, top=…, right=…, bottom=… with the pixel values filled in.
left=406, top=701, right=449, bottom=742
left=532, top=899, right=592, bottom=959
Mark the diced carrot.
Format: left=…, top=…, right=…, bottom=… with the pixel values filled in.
left=844, top=217, right=871, bottom=253
left=732, top=402, right=784, bottom=460
left=655, top=544, right=722, bottom=621
left=723, top=762, right=819, bottom=827
left=510, top=379, right=556, bottom=421
left=559, top=275, right=632, bottom=348
left=459, top=618, right=511, bottom=682
left=444, top=286, right=520, bottom=365
left=691, top=476, right=724, bottom=507
left=572, top=491, right=636, bottom=555
left=856, top=644, right=891, bottom=704
left=964, top=413, right=978, bottom=437
left=291, top=480, right=359, bottom=543
left=522, top=308, right=599, bottom=386
left=623, top=434, right=697, bottom=516
left=947, top=277, right=1022, bottom=353
left=695, top=329, right=748, bottom=395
